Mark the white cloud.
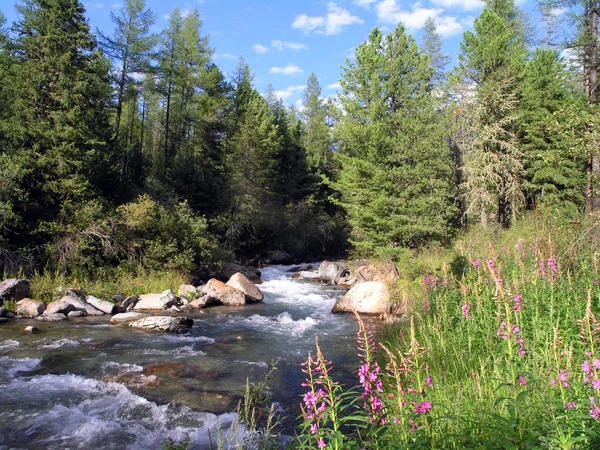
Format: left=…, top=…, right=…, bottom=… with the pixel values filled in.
left=430, top=0, right=484, bottom=11
left=111, top=3, right=122, bottom=7
left=253, top=44, right=269, bottom=54
left=327, top=82, right=341, bottom=89
left=292, top=3, right=363, bottom=35
left=272, top=40, right=308, bottom=51
left=215, top=53, right=237, bottom=59
left=274, top=85, right=307, bottom=100
left=551, top=7, right=567, bottom=16
left=85, top=2, right=105, bottom=8
left=270, top=64, right=304, bottom=75
left=375, top=0, right=464, bottom=37
left=354, top=0, right=377, bottom=8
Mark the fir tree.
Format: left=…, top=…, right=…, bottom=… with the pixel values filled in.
left=301, top=73, right=332, bottom=171
left=421, top=17, right=450, bottom=86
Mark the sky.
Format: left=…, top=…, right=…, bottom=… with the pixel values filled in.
left=2, top=0, right=545, bottom=108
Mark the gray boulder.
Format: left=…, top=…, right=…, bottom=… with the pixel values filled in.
left=122, top=295, right=139, bottom=309
left=178, top=284, right=198, bottom=297
left=85, top=295, right=116, bottom=314
left=331, top=281, right=390, bottom=315
left=60, top=295, right=104, bottom=316
left=16, top=298, right=46, bottom=317
left=44, top=300, right=76, bottom=316
left=293, top=270, right=320, bottom=280
left=110, top=312, right=147, bottom=324
left=0, top=279, right=30, bottom=301
left=355, top=263, right=400, bottom=284
left=134, top=290, right=180, bottom=311
left=36, top=313, right=68, bottom=322
left=67, top=311, right=86, bottom=318
left=202, top=279, right=246, bottom=306
left=318, top=261, right=348, bottom=284
left=226, top=273, right=264, bottom=303
left=128, top=316, right=193, bottom=333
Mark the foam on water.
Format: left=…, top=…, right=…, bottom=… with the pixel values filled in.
left=101, top=361, right=144, bottom=374
left=223, top=311, right=318, bottom=336
left=33, top=337, right=92, bottom=349
left=0, top=355, right=42, bottom=380
left=0, top=339, right=20, bottom=349
left=1, top=372, right=242, bottom=449
left=141, top=345, right=206, bottom=357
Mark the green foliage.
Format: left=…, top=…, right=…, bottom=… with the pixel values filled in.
left=334, top=25, right=456, bottom=257
left=161, top=437, right=189, bottom=450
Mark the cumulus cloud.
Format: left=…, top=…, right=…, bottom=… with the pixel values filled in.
left=274, top=85, right=307, bottom=99
left=270, top=64, right=304, bottom=75
left=292, top=3, right=363, bottom=35
left=430, top=0, right=484, bottom=11
left=375, top=0, right=464, bottom=37
left=272, top=40, right=308, bottom=51
left=215, top=53, right=237, bottom=59
left=253, top=44, right=269, bottom=54
left=327, top=82, right=341, bottom=89
left=354, top=0, right=377, bottom=8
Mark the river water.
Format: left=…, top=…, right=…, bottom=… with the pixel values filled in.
left=0, top=265, right=360, bottom=449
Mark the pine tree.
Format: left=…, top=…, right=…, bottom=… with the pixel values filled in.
left=1, top=0, right=116, bottom=251
left=421, top=17, right=450, bottom=86
left=301, top=73, right=332, bottom=171
left=334, top=25, right=456, bottom=256
left=97, top=0, right=155, bottom=141
left=458, top=8, right=527, bottom=226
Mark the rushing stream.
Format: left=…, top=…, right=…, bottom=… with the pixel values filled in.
left=0, top=265, right=360, bottom=449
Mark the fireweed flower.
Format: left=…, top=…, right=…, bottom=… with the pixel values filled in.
left=421, top=301, right=431, bottom=314
left=472, top=258, right=481, bottom=268
left=513, top=294, right=523, bottom=312
left=462, top=304, right=471, bottom=319
left=589, top=397, right=600, bottom=419
left=558, top=370, right=570, bottom=388
left=547, top=255, right=558, bottom=282
left=414, top=401, right=433, bottom=414
left=565, top=402, right=577, bottom=409
left=423, top=275, right=431, bottom=286
left=317, top=439, right=326, bottom=449
left=519, top=376, right=527, bottom=386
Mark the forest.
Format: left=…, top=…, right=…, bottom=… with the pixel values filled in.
left=0, top=0, right=597, bottom=276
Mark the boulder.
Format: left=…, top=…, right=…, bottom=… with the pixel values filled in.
left=338, top=276, right=358, bottom=287
left=122, top=295, right=139, bottom=309
left=217, top=263, right=262, bottom=284
left=331, top=281, right=390, bottom=315
left=67, top=311, right=86, bottom=318
left=16, top=298, right=46, bottom=317
left=318, top=261, right=348, bottom=284
left=24, top=326, right=39, bottom=333
left=178, top=284, right=198, bottom=297
left=355, top=263, right=400, bottom=285
left=44, top=300, right=76, bottom=316
left=112, top=295, right=125, bottom=304
left=85, top=295, right=116, bottom=315
left=262, top=250, right=292, bottom=265
left=110, top=312, right=147, bottom=324
left=60, top=295, right=104, bottom=316
left=293, top=270, right=320, bottom=280
left=36, top=313, right=67, bottom=322
left=182, top=295, right=214, bottom=310
left=202, top=279, right=246, bottom=306
left=226, top=273, right=264, bottom=303
left=288, top=263, right=314, bottom=273
left=0, top=307, right=6, bottom=317
left=134, top=290, right=180, bottom=311
left=128, top=316, right=193, bottom=333
left=0, top=279, right=30, bottom=301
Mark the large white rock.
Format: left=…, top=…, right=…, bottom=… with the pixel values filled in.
left=318, top=261, right=348, bottom=284
left=202, top=279, right=246, bottom=306
left=226, top=273, right=263, bottom=303
left=331, top=281, right=390, bottom=315
left=36, top=312, right=67, bottom=322
left=110, top=312, right=147, bottom=324
left=16, top=298, right=46, bottom=317
left=85, top=295, right=116, bottom=314
left=0, top=279, right=30, bottom=301
left=355, top=263, right=400, bottom=284
left=60, top=295, right=104, bottom=316
left=128, top=316, right=193, bottom=333
left=178, top=284, right=198, bottom=297
left=43, top=300, right=76, bottom=316
left=134, top=290, right=180, bottom=310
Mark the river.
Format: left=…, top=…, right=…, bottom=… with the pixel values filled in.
left=0, top=265, right=360, bottom=449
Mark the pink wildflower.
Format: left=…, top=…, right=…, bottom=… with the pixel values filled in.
left=472, top=258, right=481, bottom=268
left=310, top=423, right=318, bottom=434
left=592, top=379, right=600, bottom=390
left=393, top=417, right=399, bottom=424
left=565, top=402, right=577, bottom=409
left=519, top=376, right=527, bottom=386
left=583, top=361, right=593, bottom=376
left=593, top=359, right=600, bottom=369
left=423, top=275, right=431, bottom=286
left=317, top=439, right=326, bottom=449
left=462, top=304, right=471, bottom=319
left=513, top=294, right=523, bottom=312
left=421, top=301, right=431, bottom=314
left=425, top=376, right=433, bottom=389
left=414, top=401, right=433, bottom=414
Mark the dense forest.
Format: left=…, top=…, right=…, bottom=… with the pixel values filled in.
left=0, top=0, right=598, bottom=276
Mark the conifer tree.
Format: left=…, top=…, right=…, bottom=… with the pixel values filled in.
left=301, top=73, right=332, bottom=171
left=1, top=0, right=115, bottom=251
left=421, top=17, right=450, bottom=87
left=334, top=25, right=455, bottom=256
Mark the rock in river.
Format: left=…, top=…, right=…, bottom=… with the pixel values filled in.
left=202, top=279, right=246, bottom=306
left=128, top=316, right=193, bottom=333
left=0, top=278, right=30, bottom=302
left=318, top=261, right=348, bottom=284
left=226, top=273, right=264, bottom=303
left=110, top=312, right=147, bottom=324
left=85, top=295, right=116, bottom=314
left=134, top=290, right=179, bottom=311
left=331, top=281, right=390, bottom=315
left=16, top=298, right=46, bottom=317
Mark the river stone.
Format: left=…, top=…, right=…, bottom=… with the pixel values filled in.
left=24, top=325, right=39, bottom=333
left=110, top=312, right=147, bottom=324
left=331, top=281, right=390, bottom=315
left=0, top=307, right=6, bottom=317
left=293, top=270, right=320, bottom=280
left=112, top=294, right=125, bottom=303
left=178, top=284, right=198, bottom=297
left=202, top=279, right=246, bottom=306
left=128, top=316, right=193, bottom=333
left=85, top=295, right=116, bottom=314
left=288, top=263, right=313, bottom=273
left=318, top=261, right=348, bottom=284
left=36, top=312, right=68, bottom=322
left=217, top=263, right=262, bottom=284
left=60, top=295, right=104, bottom=316
left=16, top=298, right=46, bottom=317
left=226, top=273, right=264, bottom=303
left=182, top=295, right=214, bottom=310
left=134, top=290, right=179, bottom=311
left=355, top=262, right=400, bottom=284
left=338, top=276, right=358, bottom=287
left=0, top=279, right=30, bottom=301
left=44, top=300, right=76, bottom=316
left=67, top=311, right=86, bottom=318
left=122, top=295, right=139, bottom=309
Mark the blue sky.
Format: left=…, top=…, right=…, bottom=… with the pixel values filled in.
left=3, top=0, right=544, bottom=108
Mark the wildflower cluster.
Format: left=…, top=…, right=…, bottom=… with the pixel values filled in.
left=356, top=317, right=385, bottom=424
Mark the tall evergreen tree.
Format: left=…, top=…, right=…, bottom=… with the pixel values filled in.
left=458, top=8, right=527, bottom=226
left=301, top=73, right=332, bottom=171
left=421, top=17, right=450, bottom=87
left=334, top=25, right=455, bottom=256
left=97, top=0, right=155, bottom=141
left=1, top=0, right=115, bottom=252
